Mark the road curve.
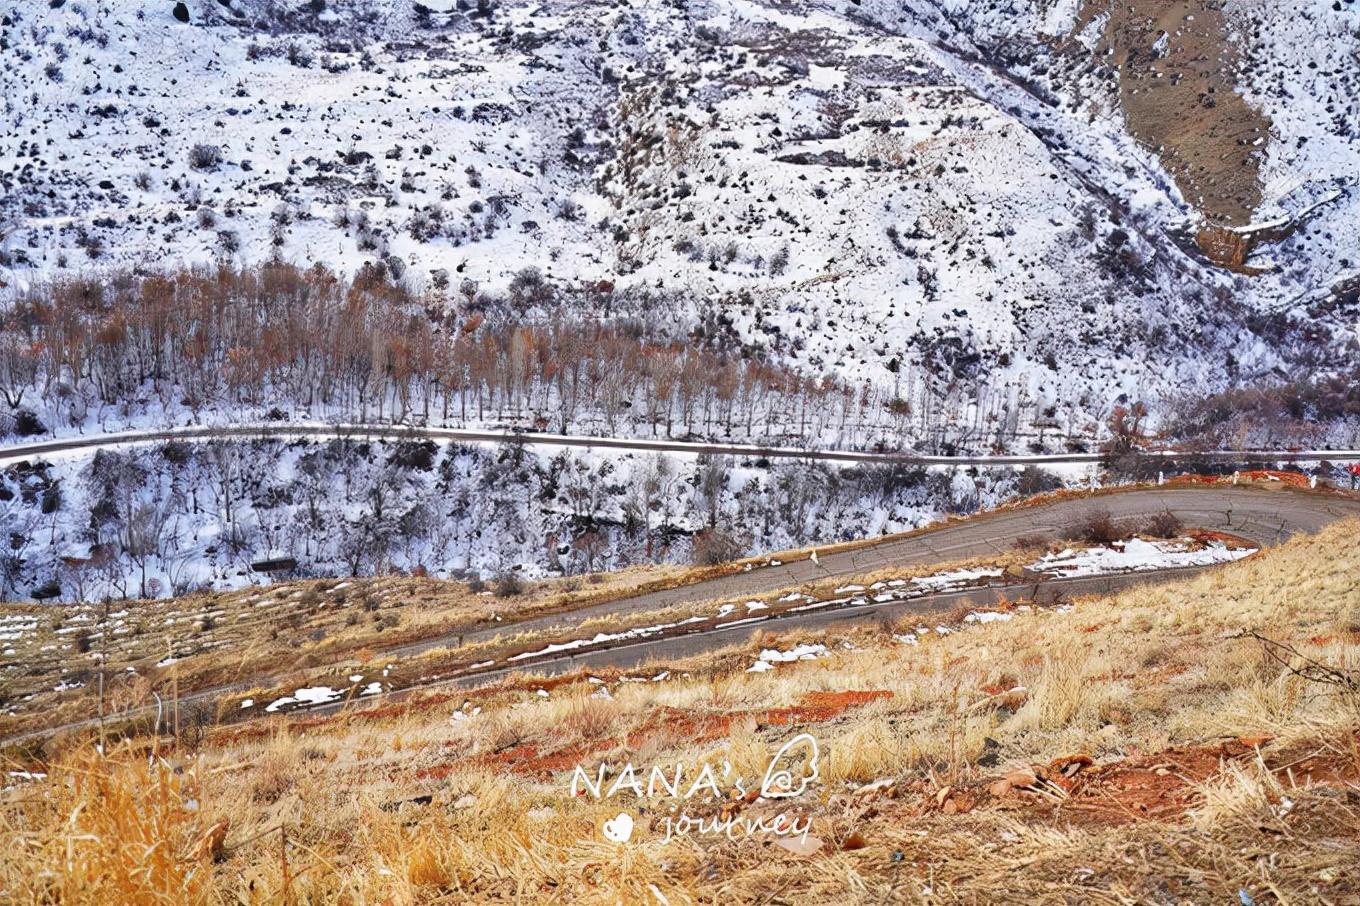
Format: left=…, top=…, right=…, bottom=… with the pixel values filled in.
left=2, top=422, right=1360, bottom=467
left=394, top=566, right=1216, bottom=693
left=420, top=484, right=1360, bottom=650
left=4, top=483, right=1355, bottom=748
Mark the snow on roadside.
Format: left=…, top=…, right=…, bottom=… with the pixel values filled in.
left=264, top=686, right=343, bottom=713
left=746, top=643, right=829, bottom=672
left=963, top=610, right=1015, bottom=624
left=1030, top=539, right=1255, bottom=578
left=505, top=616, right=708, bottom=662
left=910, top=567, right=1005, bottom=592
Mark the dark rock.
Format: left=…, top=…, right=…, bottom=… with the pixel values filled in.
left=173, top=2, right=190, bottom=23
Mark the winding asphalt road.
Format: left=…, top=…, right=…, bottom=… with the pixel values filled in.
left=436, top=483, right=1360, bottom=648
left=303, top=483, right=1360, bottom=716
left=4, top=482, right=1356, bottom=747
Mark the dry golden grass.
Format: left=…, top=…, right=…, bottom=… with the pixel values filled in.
left=2, top=521, right=1359, bottom=903
left=0, top=559, right=762, bottom=741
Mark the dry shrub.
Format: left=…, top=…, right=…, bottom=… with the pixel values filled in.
left=1191, top=758, right=1287, bottom=834
left=1015, top=641, right=1099, bottom=731
left=1142, top=509, right=1183, bottom=539
left=822, top=718, right=904, bottom=784
left=691, top=526, right=744, bottom=566
left=406, top=839, right=452, bottom=888
left=492, top=572, right=524, bottom=598
left=560, top=693, right=621, bottom=744
left=1075, top=509, right=1123, bottom=544
left=1336, top=598, right=1360, bottom=636
left=1011, top=533, right=1050, bottom=552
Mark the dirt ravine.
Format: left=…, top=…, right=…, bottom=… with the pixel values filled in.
left=1074, top=0, right=1270, bottom=226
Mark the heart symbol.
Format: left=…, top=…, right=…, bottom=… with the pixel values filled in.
left=602, top=811, right=634, bottom=843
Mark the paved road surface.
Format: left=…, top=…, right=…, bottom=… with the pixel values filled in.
left=402, top=484, right=1360, bottom=654
left=3, top=422, right=1360, bottom=466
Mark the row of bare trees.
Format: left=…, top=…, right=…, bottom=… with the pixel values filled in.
left=0, top=261, right=1095, bottom=451
left=0, top=262, right=900, bottom=443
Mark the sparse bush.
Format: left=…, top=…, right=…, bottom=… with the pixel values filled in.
left=188, top=144, right=222, bottom=171
left=768, top=244, right=790, bottom=276
left=691, top=526, right=742, bottom=566
left=13, top=409, right=47, bottom=437
left=555, top=198, right=582, bottom=221
left=1142, top=510, right=1183, bottom=539
left=74, top=229, right=104, bottom=260
left=1075, top=509, right=1123, bottom=545
left=286, top=42, right=314, bottom=68
left=1012, top=534, right=1050, bottom=552
left=492, top=572, right=524, bottom=598
left=1014, top=466, right=1062, bottom=497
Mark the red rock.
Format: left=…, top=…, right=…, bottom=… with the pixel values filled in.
left=1050, top=753, right=1095, bottom=777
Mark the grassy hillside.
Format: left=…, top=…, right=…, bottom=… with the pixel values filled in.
left=2, top=520, right=1358, bottom=903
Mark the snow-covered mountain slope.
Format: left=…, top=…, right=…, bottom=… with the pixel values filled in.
left=2, top=0, right=1356, bottom=434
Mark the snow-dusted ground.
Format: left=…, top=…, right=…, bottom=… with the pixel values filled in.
left=0, top=434, right=1051, bottom=601
left=0, top=0, right=1353, bottom=606
left=1029, top=537, right=1256, bottom=578
left=3, top=0, right=1356, bottom=446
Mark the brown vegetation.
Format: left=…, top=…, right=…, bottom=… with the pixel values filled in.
left=1072, top=0, right=1269, bottom=226
left=1, top=519, right=1356, bottom=903
left=0, top=262, right=887, bottom=441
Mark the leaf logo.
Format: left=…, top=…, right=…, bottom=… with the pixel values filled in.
left=760, top=733, right=820, bottom=799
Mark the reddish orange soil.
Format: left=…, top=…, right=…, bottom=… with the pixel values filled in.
left=1168, top=470, right=1311, bottom=489
left=914, top=734, right=1360, bottom=828
left=417, top=690, right=894, bottom=780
